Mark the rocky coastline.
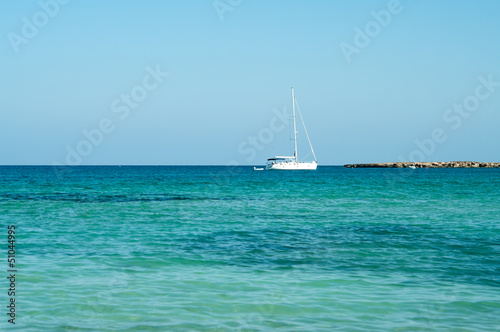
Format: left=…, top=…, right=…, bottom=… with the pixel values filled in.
left=343, top=161, right=500, bottom=168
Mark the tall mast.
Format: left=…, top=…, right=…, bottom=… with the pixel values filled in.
left=292, top=87, right=298, bottom=162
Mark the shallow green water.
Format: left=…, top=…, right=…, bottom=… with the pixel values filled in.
left=1, top=166, right=499, bottom=331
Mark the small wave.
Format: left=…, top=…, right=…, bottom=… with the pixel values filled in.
left=0, top=192, right=237, bottom=203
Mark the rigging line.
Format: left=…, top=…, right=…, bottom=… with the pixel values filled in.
left=300, top=150, right=312, bottom=162
left=294, top=97, right=317, bottom=161
left=288, top=111, right=294, bottom=155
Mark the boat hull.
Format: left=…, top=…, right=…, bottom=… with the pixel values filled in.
left=266, top=161, right=317, bottom=170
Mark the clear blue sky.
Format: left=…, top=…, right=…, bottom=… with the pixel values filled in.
left=1, top=0, right=499, bottom=165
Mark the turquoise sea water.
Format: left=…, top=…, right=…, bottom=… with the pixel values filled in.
left=1, top=166, right=499, bottom=331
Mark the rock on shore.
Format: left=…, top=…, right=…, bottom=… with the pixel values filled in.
left=343, top=161, right=500, bottom=168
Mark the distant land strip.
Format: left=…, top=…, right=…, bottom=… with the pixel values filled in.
left=343, top=161, right=500, bottom=168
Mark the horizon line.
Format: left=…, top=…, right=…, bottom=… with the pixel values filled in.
left=0, top=164, right=345, bottom=167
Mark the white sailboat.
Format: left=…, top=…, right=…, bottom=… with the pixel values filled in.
left=266, top=87, right=317, bottom=170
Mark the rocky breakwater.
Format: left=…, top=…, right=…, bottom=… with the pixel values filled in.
left=344, top=161, right=500, bottom=168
